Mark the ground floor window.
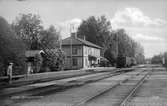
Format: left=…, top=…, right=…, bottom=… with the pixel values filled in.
left=85, top=58, right=88, bottom=66
left=72, top=58, right=78, bottom=66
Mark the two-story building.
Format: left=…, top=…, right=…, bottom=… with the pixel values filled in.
left=62, top=34, right=101, bottom=70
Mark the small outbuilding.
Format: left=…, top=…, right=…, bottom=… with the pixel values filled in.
left=25, top=50, right=44, bottom=74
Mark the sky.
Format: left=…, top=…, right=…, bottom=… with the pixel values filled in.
left=0, top=0, right=167, bottom=58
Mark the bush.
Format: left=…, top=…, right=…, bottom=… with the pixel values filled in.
left=41, top=49, right=65, bottom=72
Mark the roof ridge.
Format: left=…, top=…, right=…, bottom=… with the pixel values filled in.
left=76, top=37, right=102, bottom=49
left=62, top=36, right=102, bottom=49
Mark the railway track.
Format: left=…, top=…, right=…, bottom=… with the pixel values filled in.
left=72, top=68, right=151, bottom=106
left=5, top=68, right=146, bottom=106
left=0, top=68, right=132, bottom=98
left=127, top=67, right=167, bottom=106
left=119, top=70, right=152, bottom=106
left=0, top=68, right=137, bottom=106
left=0, top=67, right=131, bottom=89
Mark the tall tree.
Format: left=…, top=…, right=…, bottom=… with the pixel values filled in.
left=40, top=25, right=61, bottom=49
left=104, top=28, right=145, bottom=65
left=77, top=16, right=111, bottom=53
left=12, top=14, right=43, bottom=50
left=12, top=14, right=64, bottom=72
left=104, top=31, right=118, bottom=66
left=0, top=16, right=26, bottom=76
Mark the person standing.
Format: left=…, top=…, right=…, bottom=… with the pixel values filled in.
left=7, top=63, right=13, bottom=84
left=27, top=62, right=33, bottom=75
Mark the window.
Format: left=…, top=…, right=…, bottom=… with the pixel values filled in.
left=85, top=58, right=88, bottom=66
left=72, top=58, right=78, bottom=66
left=72, top=47, right=78, bottom=55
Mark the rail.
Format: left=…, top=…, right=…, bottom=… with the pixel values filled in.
left=120, top=70, right=152, bottom=106
left=71, top=69, right=144, bottom=106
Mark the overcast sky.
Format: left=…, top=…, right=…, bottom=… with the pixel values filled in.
left=0, top=0, right=167, bottom=58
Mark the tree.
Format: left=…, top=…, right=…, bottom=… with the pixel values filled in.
left=77, top=16, right=112, bottom=55
left=104, top=48, right=117, bottom=66
left=0, top=16, right=26, bottom=76
left=151, top=55, right=162, bottom=64
left=163, top=52, right=167, bottom=67
left=39, top=25, right=64, bottom=72
left=104, top=28, right=145, bottom=65
left=114, top=29, right=140, bottom=57
left=40, top=25, right=61, bottom=49
left=12, top=14, right=62, bottom=50
left=77, top=15, right=145, bottom=65
left=12, top=13, right=66, bottom=72
left=12, top=14, right=43, bottom=50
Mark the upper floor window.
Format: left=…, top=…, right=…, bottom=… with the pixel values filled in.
left=72, top=47, right=78, bottom=55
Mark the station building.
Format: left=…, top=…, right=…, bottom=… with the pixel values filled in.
left=62, top=34, right=102, bottom=70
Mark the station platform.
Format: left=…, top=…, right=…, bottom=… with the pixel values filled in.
left=0, top=67, right=116, bottom=87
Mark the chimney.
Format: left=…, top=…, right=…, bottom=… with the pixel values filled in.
left=70, top=24, right=77, bottom=38
left=71, top=32, right=77, bottom=38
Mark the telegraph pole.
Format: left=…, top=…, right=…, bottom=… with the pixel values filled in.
left=70, top=24, right=73, bottom=68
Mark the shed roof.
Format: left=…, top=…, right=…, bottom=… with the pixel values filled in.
left=25, top=49, right=65, bottom=57
left=25, top=50, right=44, bottom=57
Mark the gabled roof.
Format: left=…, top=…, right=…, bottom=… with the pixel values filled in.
left=62, top=36, right=102, bottom=49
left=25, top=49, right=65, bottom=57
